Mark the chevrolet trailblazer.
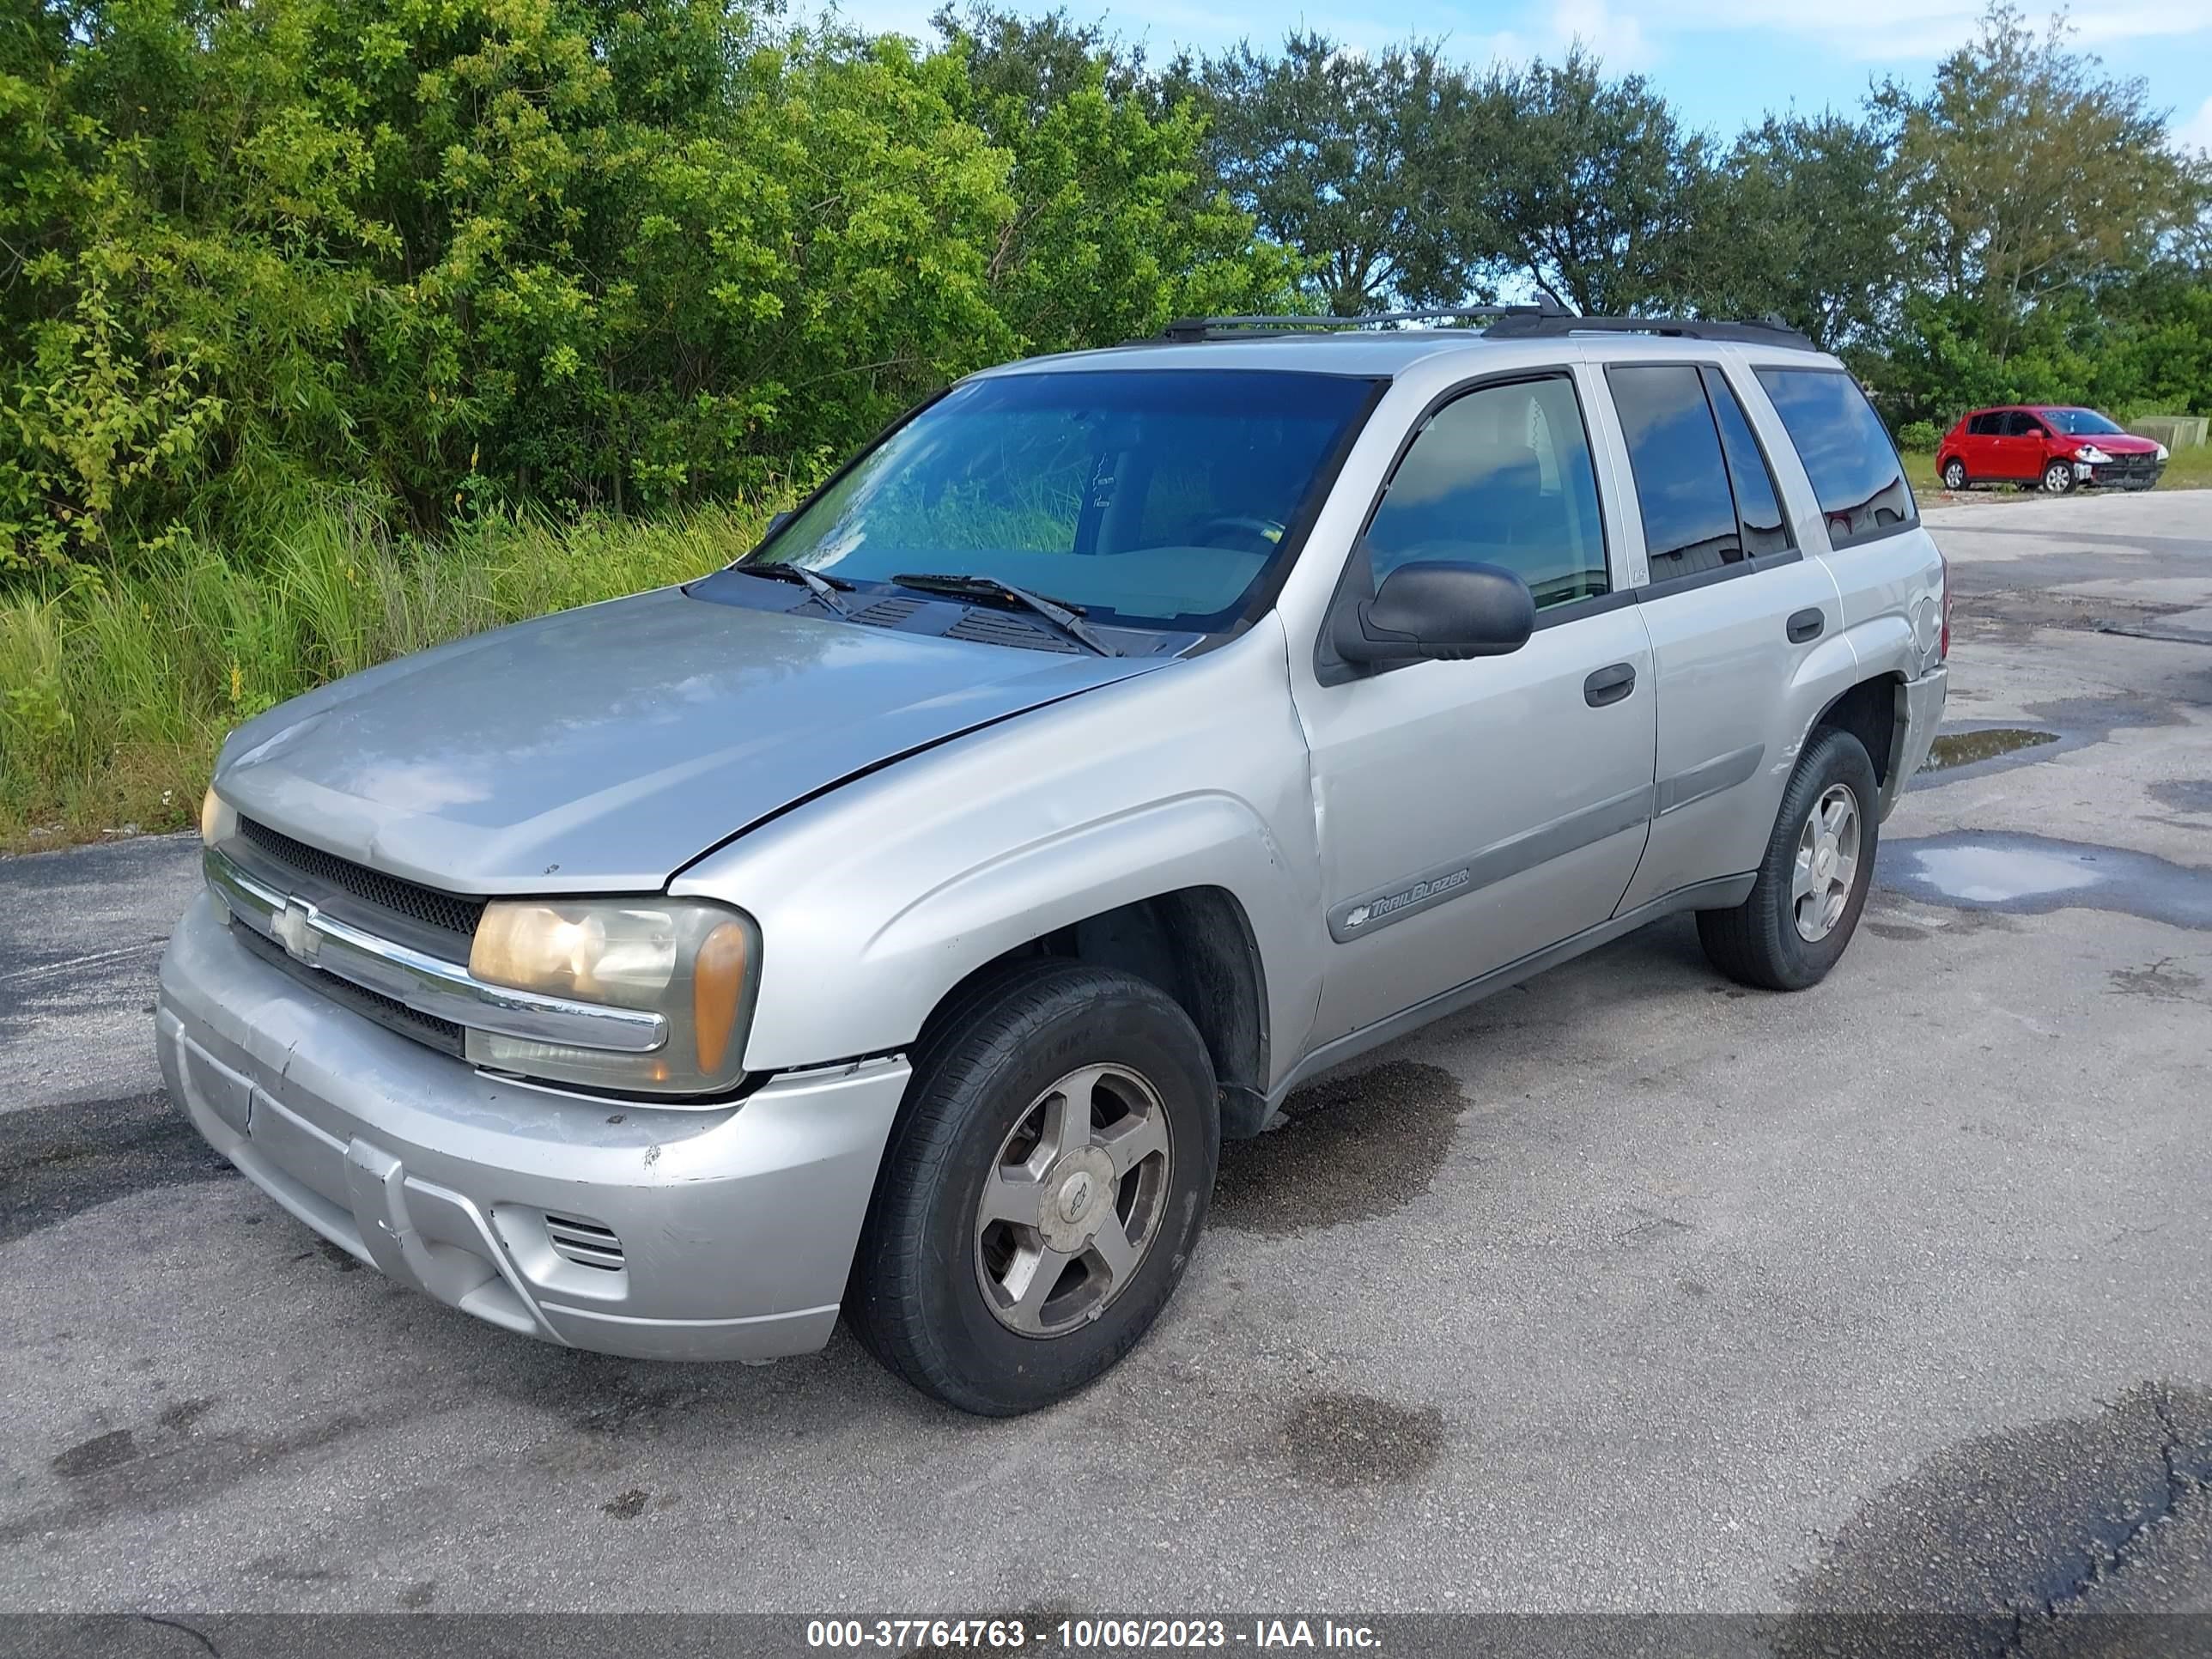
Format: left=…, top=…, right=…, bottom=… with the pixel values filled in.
left=161, top=307, right=1948, bottom=1414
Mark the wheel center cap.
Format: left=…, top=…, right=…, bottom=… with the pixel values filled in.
left=1036, top=1146, right=1116, bottom=1253
left=1815, top=848, right=1834, bottom=878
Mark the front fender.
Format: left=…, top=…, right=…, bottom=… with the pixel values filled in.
left=673, top=619, right=1324, bottom=1085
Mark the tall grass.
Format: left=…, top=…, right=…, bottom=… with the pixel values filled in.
left=0, top=495, right=785, bottom=850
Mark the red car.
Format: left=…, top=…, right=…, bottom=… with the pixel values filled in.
left=1937, top=404, right=2167, bottom=493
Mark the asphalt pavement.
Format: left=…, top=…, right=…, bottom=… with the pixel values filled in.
left=3, top=489, right=2209, bottom=1631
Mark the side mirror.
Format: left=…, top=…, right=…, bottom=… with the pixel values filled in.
left=765, top=510, right=793, bottom=535
left=1334, top=559, right=1535, bottom=665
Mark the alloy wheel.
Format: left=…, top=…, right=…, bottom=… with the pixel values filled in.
left=1791, top=782, right=1861, bottom=943
left=973, top=1063, right=1173, bottom=1337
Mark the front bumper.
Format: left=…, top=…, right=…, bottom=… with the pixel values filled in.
left=2078, top=457, right=2165, bottom=489
left=1883, top=664, right=1948, bottom=818
left=157, top=891, right=908, bottom=1361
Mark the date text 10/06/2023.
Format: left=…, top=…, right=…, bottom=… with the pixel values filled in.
left=805, top=1619, right=1384, bottom=1650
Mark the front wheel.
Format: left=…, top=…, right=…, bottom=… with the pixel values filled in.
left=1941, top=457, right=1968, bottom=490
left=2042, top=459, right=2076, bottom=494
left=848, top=961, right=1218, bottom=1415
left=1696, top=726, right=1880, bottom=992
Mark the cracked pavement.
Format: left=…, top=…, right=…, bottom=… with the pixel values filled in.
left=1, top=489, right=2209, bottom=1636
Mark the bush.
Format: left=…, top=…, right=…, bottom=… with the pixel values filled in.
left=1897, top=419, right=1941, bottom=451
left=0, top=1, right=1297, bottom=576
left=0, top=496, right=785, bottom=847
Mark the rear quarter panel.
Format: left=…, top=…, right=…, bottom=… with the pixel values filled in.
left=1735, top=358, right=1946, bottom=717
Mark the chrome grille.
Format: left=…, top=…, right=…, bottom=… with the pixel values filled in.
left=230, top=921, right=466, bottom=1055
left=544, top=1215, right=625, bottom=1272
left=235, top=817, right=484, bottom=956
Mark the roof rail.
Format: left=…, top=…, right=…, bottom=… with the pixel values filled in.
left=1158, top=300, right=1571, bottom=343
left=1484, top=312, right=1818, bottom=349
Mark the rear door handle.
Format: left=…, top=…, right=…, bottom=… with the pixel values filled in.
left=1584, top=663, right=1636, bottom=707
left=1787, top=608, right=1825, bottom=644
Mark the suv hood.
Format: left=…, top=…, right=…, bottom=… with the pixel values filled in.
left=215, top=586, right=1168, bottom=893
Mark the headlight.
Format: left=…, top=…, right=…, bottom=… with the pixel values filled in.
left=2155, top=442, right=2170, bottom=461
left=200, top=787, right=236, bottom=845
left=467, top=898, right=759, bottom=1096
left=2075, top=445, right=2112, bottom=464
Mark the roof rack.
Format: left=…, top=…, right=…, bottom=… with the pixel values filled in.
left=1158, top=301, right=1571, bottom=343
left=1484, top=312, right=1817, bottom=349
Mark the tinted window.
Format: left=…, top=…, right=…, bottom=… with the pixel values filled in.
left=2001, top=411, right=2045, bottom=438
left=754, top=369, right=1376, bottom=630
left=1755, top=368, right=1918, bottom=550
left=1701, top=367, right=1792, bottom=559
left=1608, top=365, right=1741, bottom=582
left=1364, top=375, right=1609, bottom=610
left=1967, top=412, right=2002, bottom=436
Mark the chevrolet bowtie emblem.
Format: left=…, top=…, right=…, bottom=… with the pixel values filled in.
left=272, top=897, right=319, bottom=963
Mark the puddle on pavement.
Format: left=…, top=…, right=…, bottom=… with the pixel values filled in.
left=1919, top=726, right=2058, bottom=771
left=1880, top=832, right=2212, bottom=929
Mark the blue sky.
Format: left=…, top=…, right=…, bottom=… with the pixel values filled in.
left=830, top=0, right=2212, bottom=151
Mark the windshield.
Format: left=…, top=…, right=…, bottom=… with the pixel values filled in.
left=2042, top=408, right=2124, bottom=436
left=750, top=369, right=1378, bottom=631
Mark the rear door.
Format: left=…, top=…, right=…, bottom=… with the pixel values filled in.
left=1603, top=360, right=1854, bottom=912
left=1294, top=368, right=1656, bottom=1044
left=1961, top=411, right=2001, bottom=477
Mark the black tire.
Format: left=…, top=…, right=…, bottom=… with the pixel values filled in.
left=848, top=960, right=1218, bottom=1415
left=2041, top=459, right=2075, bottom=494
left=1696, top=726, right=1880, bottom=992
left=1941, top=457, right=1968, bottom=490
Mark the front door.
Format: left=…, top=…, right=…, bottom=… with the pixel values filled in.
left=1995, top=411, right=2047, bottom=480
left=1293, top=370, right=1657, bottom=1044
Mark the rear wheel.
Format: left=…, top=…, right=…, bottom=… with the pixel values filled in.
left=1941, top=457, right=1968, bottom=490
left=1697, top=726, right=1879, bottom=992
left=848, top=961, right=1218, bottom=1415
left=2041, top=459, right=2075, bottom=494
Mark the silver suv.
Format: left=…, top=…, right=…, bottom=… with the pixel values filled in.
left=161, top=310, right=1948, bottom=1414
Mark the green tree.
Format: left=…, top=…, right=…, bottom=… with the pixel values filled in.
left=1686, top=112, right=1903, bottom=350
left=1876, top=5, right=2197, bottom=359
left=1181, top=32, right=1475, bottom=314
left=934, top=5, right=1303, bottom=349
left=1468, top=46, right=1707, bottom=316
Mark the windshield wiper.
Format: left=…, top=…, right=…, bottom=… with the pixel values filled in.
left=890, top=573, right=1122, bottom=658
left=730, top=560, right=853, bottom=617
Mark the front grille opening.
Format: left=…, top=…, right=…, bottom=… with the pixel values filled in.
left=545, top=1214, right=625, bottom=1272
left=238, top=817, right=486, bottom=946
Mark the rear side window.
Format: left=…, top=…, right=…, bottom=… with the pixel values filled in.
left=1967, top=411, right=2001, bottom=436
left=1364, top=374, right=1610, bottom=611
left=1700, top=367, right=1792, bottom=559
left=1757, top=368, right=1918, bottom=550
left=1607, top=364, right=1742, bottom=584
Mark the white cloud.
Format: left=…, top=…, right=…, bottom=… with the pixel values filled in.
left=1519, top=0, right=2209, bottom=66
left=1466, top=0, right=1653, bottom=71
left=2181, top=94, right=2212, bottom=155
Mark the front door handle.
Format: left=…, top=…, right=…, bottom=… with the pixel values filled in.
left=1787, top=608, right=1825, bottom=644
left=1584, top=663, right=1636, bottom=707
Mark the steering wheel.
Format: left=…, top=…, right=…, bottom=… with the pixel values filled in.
left=1190, top=515, right=1286, bottom=556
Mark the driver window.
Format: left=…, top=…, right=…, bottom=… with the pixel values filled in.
left=1364, top=375, right=1609, bottom=610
